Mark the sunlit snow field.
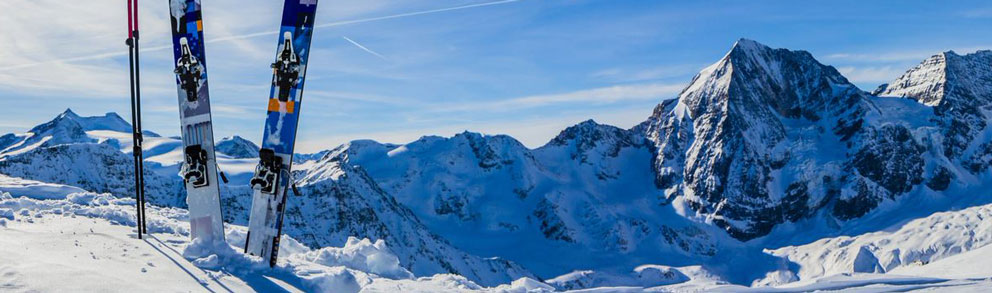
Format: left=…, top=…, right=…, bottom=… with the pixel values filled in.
left=2, top=175, right=992, bottom=292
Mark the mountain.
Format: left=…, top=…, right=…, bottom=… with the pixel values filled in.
left=0, top=143, right=184, bottom=207
left=215, top=136, right=259, bottom=159
left=0, top=109, right=158, bottom=156
left=633, top=39, right=992, bottom=242
left=315, top=122, right=780, bottom=281
left=3, top=39, right=992, bottom=289
left=874, top=50, right=992, bottom=167
left=0, top=110, right=535, bottom=287
left=638, top=39, right=872, bottom=239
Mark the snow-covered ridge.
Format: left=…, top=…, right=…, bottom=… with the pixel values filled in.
left=874, top=50, right=992, bottom=107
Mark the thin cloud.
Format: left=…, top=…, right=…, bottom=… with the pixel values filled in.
left=433, top=82, right=686, bottom=113
left=342, top=36, right=388, bottom=61
left=187, top=0, right=523, bottom=44
left=316, top=0, right=520, bottom=29
left=823, top=46, right=992, bottom=63
left=0, top=0, right=523, bottom=72
left=592, top=64, right=704, bottom=82
left=837, top=66, right=906, bottom=84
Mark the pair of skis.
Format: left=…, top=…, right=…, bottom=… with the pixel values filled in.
left=165, top=0, right=319, bottom=266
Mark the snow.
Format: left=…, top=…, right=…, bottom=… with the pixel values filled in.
left=0, top=177, right=542, bottom=292
left=890, top=240, right=992, bottom=279
left=0, top=173, right=86, bottom=199
left=290, top=237, right=414, bottom=280
left=5, top=173, right=988, bottom=292
left=767, top=202, right=992, bottom=284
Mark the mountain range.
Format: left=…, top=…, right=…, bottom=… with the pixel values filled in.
left=1, top=38, right=991, bottom=288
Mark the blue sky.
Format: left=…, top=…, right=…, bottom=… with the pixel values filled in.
left=0, top=0, right=990, bottom=152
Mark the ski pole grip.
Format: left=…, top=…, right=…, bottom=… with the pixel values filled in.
left=132, top=0, right=139, bottom=31
left=126, top=0, right=133, bottom=38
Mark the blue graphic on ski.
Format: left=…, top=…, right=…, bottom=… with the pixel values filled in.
left=169, top=0, right=225, bottom=244
left=245, top=0, right=319, bottom=267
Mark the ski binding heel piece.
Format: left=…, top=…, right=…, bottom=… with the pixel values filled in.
left=183, top=145, right=210, bottom=188
left=250, top=148, right=282, bottom=194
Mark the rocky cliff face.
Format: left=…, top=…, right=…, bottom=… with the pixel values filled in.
left=634, top=40, right=992, bottom=241
left=638, top=39, right=874, bottom=239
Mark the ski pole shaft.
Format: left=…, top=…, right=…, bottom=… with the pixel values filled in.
left=126, top=0, right=147, bottom=237
left=134, top=0, right=147, bottom=235
left=126, top=0, right=141, bottom=239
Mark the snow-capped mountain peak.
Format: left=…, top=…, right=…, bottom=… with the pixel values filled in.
left=875, top=50, right=992, bottom=107
left=215, top=136, right=260, bottom=159
left=0, top=109, right=166, bottom=156
left=640, top=39, right=878, bottom=240
left=52, top=108, right=151, bottom=135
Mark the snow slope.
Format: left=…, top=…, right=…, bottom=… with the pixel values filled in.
left=3, top=179, right=992, bottom=292
left=0, top=178, right=551, bottom=292
left=768, top=203, right=992, bottom=284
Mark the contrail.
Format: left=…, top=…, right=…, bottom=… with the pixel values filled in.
left=208, top=0, right=521, bottom=43
left=0, top=0, right=521, bottom=72
left=0, top=51, right=129, bottom=71
left=342, top=36, right=387, bottom=61
left=315, top=0, right=520, bottom=29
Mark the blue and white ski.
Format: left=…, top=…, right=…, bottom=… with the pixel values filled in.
left=169, top=0, right=225, bottom=244
left=245, top=0, right=319, bottom=267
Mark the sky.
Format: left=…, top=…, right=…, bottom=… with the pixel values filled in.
left=0, top=0, right=990, bottom=152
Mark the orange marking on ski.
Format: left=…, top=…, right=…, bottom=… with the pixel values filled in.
left=197, top=20, right=203, bottom=31
left=268, top=99, right=295, bottom=113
